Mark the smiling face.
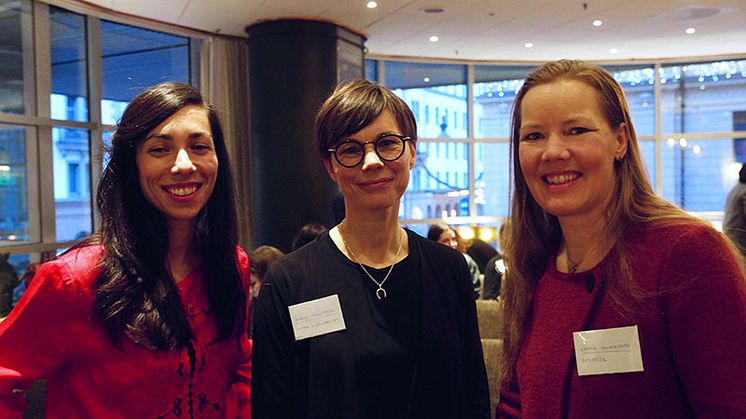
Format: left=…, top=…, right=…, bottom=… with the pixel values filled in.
left=518, top=79, right=628, bottom=222
left=136, top=105, right=218, bottom=229
left=323, top=109, right=416, bottom=213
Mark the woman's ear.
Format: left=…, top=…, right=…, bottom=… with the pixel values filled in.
left=409, top=141, right=417, bottom=170
left=323, top=158, right=338, bottom=182
left=614, top=123, right=629, bottom=160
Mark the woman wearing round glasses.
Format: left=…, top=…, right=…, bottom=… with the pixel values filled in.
left=252, top=80, right=490, bottom=419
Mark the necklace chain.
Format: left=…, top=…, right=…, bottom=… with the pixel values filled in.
left=340, top=226, right=403, bottom=300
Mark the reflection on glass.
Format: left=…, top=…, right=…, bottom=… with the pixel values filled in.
left=53, top=127, right=91, bottom=241
left=476, top=143, right=511, bottom=218
left=9, top=252, right=31, bottom=309
left=602, top=65, right=656, bottom=136
left=661, top=138, right=736, bottom=211
left=50, top=6, right=88, bottom=122
left=638, top=139, right=656, bottom=191
left=0, top=0, right=31, bottom=114
left=402, top=141, right=470, bottom=220
left=661, top=60, right=746, bottom=134
left=102, top=130, right=113, bottom=169
left=0, top=125, right=29, bottom=242
left=474, top=65, right=533, bottom=139
left=384, top=61, right=467, bottom=139
left=365, top=59, right=377, bottom=82
left=101, top=20, right=190, bottom=125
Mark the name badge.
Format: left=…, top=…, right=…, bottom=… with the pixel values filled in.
left=573, top=325, right=644, bottom=376
left=288, top=294, right=346, bottom=341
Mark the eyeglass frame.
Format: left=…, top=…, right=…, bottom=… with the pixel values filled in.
left=327, top=133, right=412, bottom=168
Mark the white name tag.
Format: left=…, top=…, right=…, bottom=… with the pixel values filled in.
left=288, top=294, right=346, bottom=341
left=573, top=325, right=644, bottom=376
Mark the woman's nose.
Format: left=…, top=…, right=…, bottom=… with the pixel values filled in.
left=171, top=149, right=197, bottom=174
left=361, top=144, right=383, bottom=169
left=541, top=133, right=570, bottom=161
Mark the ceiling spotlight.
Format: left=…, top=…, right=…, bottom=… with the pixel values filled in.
left=429, top=35, right=439, bottom=42
left=592, top=19, right=603, bottom=27
left=424, top=77, right=431, bottom=82
left=366, top=1, right=378, bottom=8
left=609, top=48, right=619, bottom=54
left=685, top=27, right=696, bottom=34
left=421, top=6, right=445, bottom=13
left=524, top=42, right=534, bottom=48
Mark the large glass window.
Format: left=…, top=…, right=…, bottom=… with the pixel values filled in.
left=0, top=0, right=32, bottom=114
left=661, top=137, right=737, bottom=211
left=661, top=60, right=746, bottom=134
left=385, top=61, right=467, bottom=139
left=474, top=65, right=534, bottom=139
left=50, top=6, right=88, bottom=122
left=101, top=20, right=190, bottom=125
left=53, top=127, right=91, bottom=241
left=0, top=125, right=30, bottom=243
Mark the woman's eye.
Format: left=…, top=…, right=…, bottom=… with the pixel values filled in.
left=148, top=146, right=168, bottom=154
left=192, top=143, right=213, bottom=152
left=521, top=132, right=542, bottom=141
left=569, top=127, right=590, bottom=135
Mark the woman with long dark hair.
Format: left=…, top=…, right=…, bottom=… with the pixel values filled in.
left=497, top=60, right=746, bottom=417
left=0, top=82, right=251, bottom=418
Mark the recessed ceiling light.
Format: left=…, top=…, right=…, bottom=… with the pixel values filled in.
left=424, top=77, right=431, bottom=82
left=685, top=27, right=696, bottom=34
left=421, top=6, right=445, bottom=13
left=609, top=48, right=619, bottom=54
left=592, top=19, right=603, bottom=27
left=429, top=35, right=439, bottom=42
left=524, top=42, right=534, bottom=48
left=366, top=1, right=378, bottom=8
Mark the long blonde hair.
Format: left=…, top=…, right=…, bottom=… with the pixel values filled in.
left=500, top=59, right=727, bottom=381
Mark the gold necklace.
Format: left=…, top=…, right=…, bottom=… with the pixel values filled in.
left=339, top=226, right=403, bottom=300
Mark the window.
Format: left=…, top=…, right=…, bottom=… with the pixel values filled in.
left=0, top=125, right=31, bottom=243
left=0, top=0, right=32, bottom=115
left=50, top=6, right=88, bottom=122
left=67, top=163, right=79, bottom=194
left=101, top=20, right=191, bottom=125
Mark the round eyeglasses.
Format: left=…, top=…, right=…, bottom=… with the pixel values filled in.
left=328, top=134, right=411, bottom=168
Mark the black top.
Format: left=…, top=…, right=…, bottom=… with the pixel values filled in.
left=252, top=229, right=490, bottom=419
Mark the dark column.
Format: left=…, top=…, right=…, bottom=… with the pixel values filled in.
left=246, top=20, right=365, bottom=252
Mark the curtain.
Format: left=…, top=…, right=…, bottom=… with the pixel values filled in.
left=200, top=36, right=253, bottom=250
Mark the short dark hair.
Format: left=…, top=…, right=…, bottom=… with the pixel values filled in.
left=249, top=246, right=285, bottom=279
left=291, top=223, right=328, bottom=251
left=427, top=222, right=453, bottom=242
left=315, top=80, right=417, bottom=160
left=93, top=82, right=244, bottom=350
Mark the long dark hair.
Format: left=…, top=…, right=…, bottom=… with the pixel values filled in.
left=92, top=82, right=244, bottom=350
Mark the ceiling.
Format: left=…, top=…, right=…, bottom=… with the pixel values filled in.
left=81, top=0, right=746, bottom=62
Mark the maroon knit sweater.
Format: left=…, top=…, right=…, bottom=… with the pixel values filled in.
left=498, top=223, right=746, bottom=418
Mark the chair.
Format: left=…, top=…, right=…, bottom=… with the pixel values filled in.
left=481, top=338, right=503, bottom=419
left=475, top=299, right=503, bottom=339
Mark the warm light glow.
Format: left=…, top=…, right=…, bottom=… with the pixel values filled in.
left=685, top=27, right=696, bottom=35
left=679, top=138, right=688, bottom=147
left=592, top=20, right=603, bottom=27
left=0, top=165, right=10, bottom=172
left=477, top=227, right=496, bottom=242
left=692, top=145, right=701, bottom=155
left=524, top=42, right=534, bottom=48
left=457, top=226, right=476, bottom=241
left=609, top=48, right=619, bottom=54
left=429, top=35, right=439, bottom=42
left=667, top=138, right=676, bottom=147
left=423, top=77, right=431, bottom=82
left=366, top=1, right=378, bottom=8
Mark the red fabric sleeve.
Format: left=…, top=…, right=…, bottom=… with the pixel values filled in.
left=495, top=374, right=521, bottom=418
left=661, top=227, right=746, bottom=416
left=0, top=259, right=86, bottom=417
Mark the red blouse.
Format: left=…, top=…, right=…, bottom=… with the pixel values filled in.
left=0, top=245, right=251, bottom=418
